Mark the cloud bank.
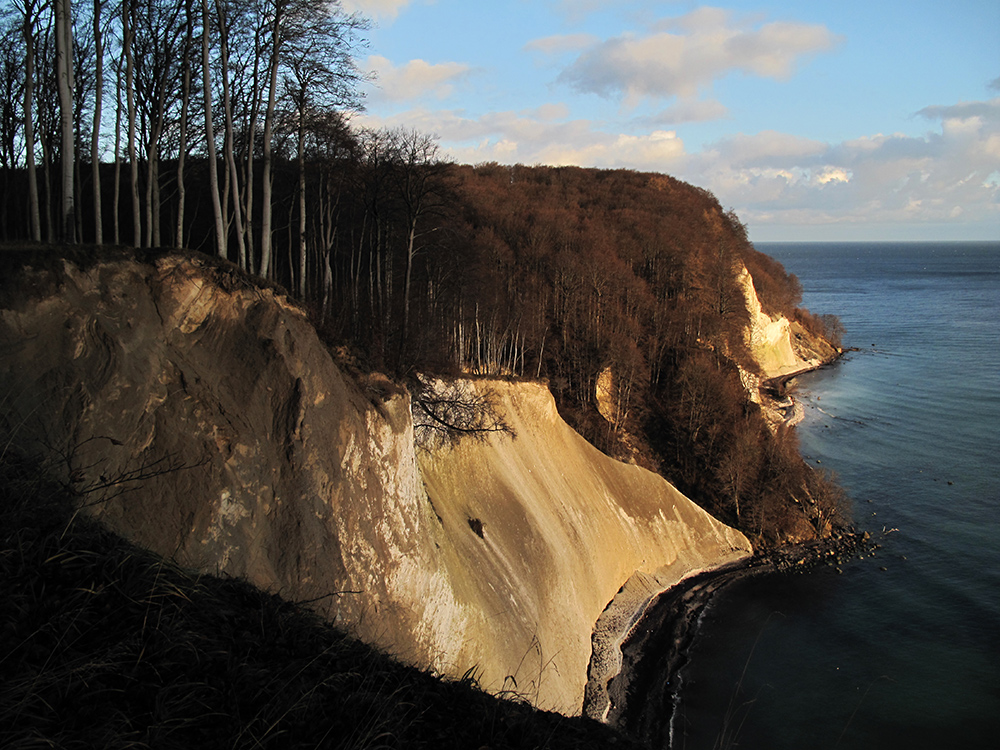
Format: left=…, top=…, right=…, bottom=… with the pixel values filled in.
left=694, top=100, right=1000, bottom=234
left=366, top=55, right=471, bottom=102
left=340, top=0, right=413, bottom=20
left=556, top=8, right=842, bottom=103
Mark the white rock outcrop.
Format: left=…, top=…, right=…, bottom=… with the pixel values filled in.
left=738, top=264, right=821, bottom=381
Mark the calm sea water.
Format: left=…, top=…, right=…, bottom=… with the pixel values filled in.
left=665, top=242, right=1000, bottom=749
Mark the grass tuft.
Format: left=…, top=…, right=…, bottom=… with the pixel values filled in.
left=0, top=452, right=642, bottom=749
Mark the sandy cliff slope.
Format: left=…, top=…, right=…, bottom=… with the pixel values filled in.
left=0, top=251, right=750, bottom=715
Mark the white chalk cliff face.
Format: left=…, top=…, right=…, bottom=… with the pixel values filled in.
left=0, top=253, right=751, bottom=715
left=738, top=264, right=818, bottom=380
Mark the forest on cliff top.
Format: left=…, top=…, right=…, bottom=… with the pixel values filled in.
left=0, top=0, right=847, bottom=542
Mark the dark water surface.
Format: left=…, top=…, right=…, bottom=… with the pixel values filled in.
left=660, top=242, right=1000, bottom=749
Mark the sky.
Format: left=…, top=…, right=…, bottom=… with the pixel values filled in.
left=342, top=0, right=1000, bottom=242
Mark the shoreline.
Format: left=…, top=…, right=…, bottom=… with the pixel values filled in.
left=762, top=349, right=851, bottom=426
left=589, top=347, right=854, bottom=742
left=603, top=532, right=872, bottom=748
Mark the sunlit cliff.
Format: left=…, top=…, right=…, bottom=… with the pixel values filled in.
left=1, top=250, right=751, bottom=714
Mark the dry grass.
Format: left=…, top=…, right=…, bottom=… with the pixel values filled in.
left=0, top=452, right=643, bottom=749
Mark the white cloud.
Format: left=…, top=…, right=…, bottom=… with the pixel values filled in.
left=687, top=99, right=1000, bottom=234
left=522, top=103, right=572, bottom=121
left=918, top=98, right=1000, bottom=124
left=524, top=33, right=600, bottom=56
left=366, top=55, right=471, bottom=102
left=340, top=0, right=413, bottom=21
left=644, top=99, right=730, bottom=125
left=707, top=130, right=827, bottom=167
left=547, top=0, right=612, bottom=24
left=353, top=107, right=687, bottom=170
left=557, top=9, right=842, bottom=103
left=814, top=167, right=852, bottom=185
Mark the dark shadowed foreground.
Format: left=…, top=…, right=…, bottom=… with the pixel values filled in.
left=0, top=454, right=643, bottom=750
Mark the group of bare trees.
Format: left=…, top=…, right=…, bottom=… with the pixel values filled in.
left=0, top=0, right=367, bottom=282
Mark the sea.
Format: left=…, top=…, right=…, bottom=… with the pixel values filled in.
left=656, top=242, right=1000, bottom=750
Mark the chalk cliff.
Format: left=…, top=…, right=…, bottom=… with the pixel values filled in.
left=0, top=251, right=751, bottom=715
left=737, top=264, right=839, bottom=428
left=739, top=264, right=818, bottom=381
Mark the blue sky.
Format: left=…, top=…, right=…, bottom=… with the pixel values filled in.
left=343, top=0, right=1000, bottom=241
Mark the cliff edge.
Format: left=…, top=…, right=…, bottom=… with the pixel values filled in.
left=0, top=249, right=750, bottom=714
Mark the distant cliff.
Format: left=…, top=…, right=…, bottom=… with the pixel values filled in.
left=0, top=249, right=750, bottom=715
left=738, top=263, right=841, bottom=423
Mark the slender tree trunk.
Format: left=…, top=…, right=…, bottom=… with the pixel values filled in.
left=242, top=21, right=265, bottom=274
left=22, top=3, right=41, bottom=242
left=215, top=0, right=245, bottom=267
left=175, top=0, right=193, bottom=248
left=112, top=61, right=122, bottom=245
left=91, top=0, right=104, bottom=245
left=73, top=125, right=84, bottom=242
left=297, top=109, right=306, bottom=298
left=400, top=220, right=417, bottom=364
left=260, top=3, right=284, bottom=280
left=144, top=113, right=162, bottom=248
left=40, top=132, right=54, bottom=242
left=122, top=3, right=141, bottom=247
left=152, top=157, right=162, bottom=246
left=55, top=0, right=75, bottom=242
left=201, top=0, right=226, bottom=257
left=150, top=90, right=167, bottom=248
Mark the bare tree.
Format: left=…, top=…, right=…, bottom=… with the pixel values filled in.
left=200, top=0, right=225, bottom=256
left=412, top=377, right=515, bottom=451
left=174, top=0, right=194, bottom=248
left=137, top=0, right=184, bottom=248
left=214, top=0, right=246, bottom=265
left=90, top=0, right=104, bottom=244
left=15, top=0, right=43, bottom=241
left=260, top=0, right=366, bottom=280
left=257, top=0, right=288, bottom=278
left=111, top=50, right=121, bottom=244
left=120, top=0, right=141, bottom=246
left=386, top=128, right=448, bottom=368
left=0, top=25, right=24, bottom=236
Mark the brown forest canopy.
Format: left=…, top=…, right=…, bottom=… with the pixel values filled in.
left=0, top=0, right=846, bottom=542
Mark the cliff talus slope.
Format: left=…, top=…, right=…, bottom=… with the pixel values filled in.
left=0, top=251, right=750, bottom=714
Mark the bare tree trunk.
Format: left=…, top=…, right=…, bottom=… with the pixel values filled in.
left=175, top=0, right=193, bottom=248
left=40, top=131, right=54, bottom=242
left=400, top=221, right=417, bottom=360
left=148, top=90, right=168, bottom=248
left=55, top=0, right=75, bottom=242
left=144, top=112, right=163, bottom=249
left=201, top=0, right=226, bottom=257
left=21, top=2, right=41, bottom=242
left=112, top=60, right=121, bottom=245
left=242, top=20, right=266, bottom=275
left=91, top=0, right=104, bottom=244
left=215, top=0, right=245, bottom=267
left=259, top=3, right=284, bottom=280
left=297, top=109, right=306, bottom=297
left=122, top=2, right=141, bottom=247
